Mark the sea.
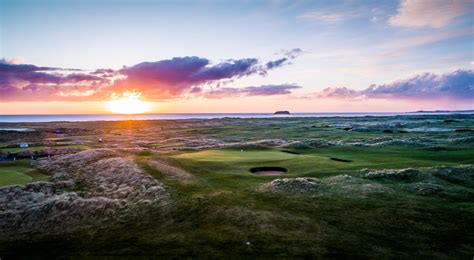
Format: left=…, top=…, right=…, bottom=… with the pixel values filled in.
left=0, top=111, right=473, bottom=123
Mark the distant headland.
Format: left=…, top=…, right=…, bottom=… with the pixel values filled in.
left=411, top=109, right=474, bottom=113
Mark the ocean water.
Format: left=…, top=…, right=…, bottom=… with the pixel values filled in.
left=0, top=112, right=472, bottom=123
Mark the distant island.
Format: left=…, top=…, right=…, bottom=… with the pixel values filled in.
left=274, top=111, right=290, bottom=115
left=411, top=109, right=474, bottom=113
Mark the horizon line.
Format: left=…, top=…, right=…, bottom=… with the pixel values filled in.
left=1, top=110, right=474, bottom=116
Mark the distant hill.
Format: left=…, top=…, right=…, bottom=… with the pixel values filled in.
left=411, top=109, right=474, bottom=113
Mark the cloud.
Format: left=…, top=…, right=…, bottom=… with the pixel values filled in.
left=1, top=57, right=27, bottom=65
left=363, top=70, right=474, bottom=99
left=265, top=48, right=304, bottom=71
left=317, top=87, right=360, bottom=99
left=299, top=9, right=360, bottom=23
left=0, top=59, right=57, bottom=73
left=283, top=48, right=304, bottom=59
left=203, top=84, right=301, bottom=99
left=316, top=70, right=474, bottom=100
left=265, top=58, right=288, bottom=70
left=0, top=53, right=301, bottom=101
left=0, top=60, right=109, bottom=101
left=112, top=56, right=294, bottom=99
left=389, top=0, right=472, bottom=28
left=191, top=58, right=259, bottom=81
left=379, top=28, right=473, bottom=57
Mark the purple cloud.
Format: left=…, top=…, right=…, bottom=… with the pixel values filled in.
left=0, top=52, right=302, bottom=101
left=264, top=48, right=304, bottom=71
left=0, top=62, right=61, bottom=84
left=363, top=70, right=474, bottom=99
left=317, top=70, right=474, bottom=100
left=265, top=58, right=288, bottom=70
left=63, top=73, right=104, bottom=83
left=112, top=55, right=300, bottom=99
left=0, top=60, right=111, bottom=101
left=191, top=58, right=259, bottom=81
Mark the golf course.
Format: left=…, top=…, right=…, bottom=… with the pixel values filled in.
left=0, top=114, right=473, bottom=257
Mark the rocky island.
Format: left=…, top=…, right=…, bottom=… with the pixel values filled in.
left=273, top=110, right=290, bottom=115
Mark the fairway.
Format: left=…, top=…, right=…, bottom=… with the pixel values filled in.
left=0, top=144, right=90, bottom=153
left=0, top=161, right=49, bottom=187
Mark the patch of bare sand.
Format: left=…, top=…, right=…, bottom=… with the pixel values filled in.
left=254, top=171, right=285, bottom=176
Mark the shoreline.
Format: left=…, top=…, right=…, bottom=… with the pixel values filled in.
left=1, top=111, right=473, bottom=123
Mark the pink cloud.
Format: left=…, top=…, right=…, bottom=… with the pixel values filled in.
left=389, top=0, right=472, bottom=28
left=317, top=87, right=360, bottom=99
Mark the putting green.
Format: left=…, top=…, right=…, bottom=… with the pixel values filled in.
left=173, top=149, right=342, bottom=179
left=0, top=162, right=49, bottom=187
left=175, top=149, right=299, bottom=162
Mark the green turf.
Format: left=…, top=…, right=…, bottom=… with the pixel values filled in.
left=0, top=144, right=90, bottom=153
left=0, top=161, right=49, bottom=187
left=175, top=149, right=298, bottom=162
left=171, top=147, right=474, bottom=187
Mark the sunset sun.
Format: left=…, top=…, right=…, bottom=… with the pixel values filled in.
left=106, top=92, right=152, bottom=114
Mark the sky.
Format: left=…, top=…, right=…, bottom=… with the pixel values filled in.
left=0, top=0, right=473, bottom=114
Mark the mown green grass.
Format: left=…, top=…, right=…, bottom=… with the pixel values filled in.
left=0, top=161, right=49, bottom=187
left=175, top=149, right=298, bottom=162
left=0, top=144, right=90, bottom=153
left=170, top=147, right=474, bottom=189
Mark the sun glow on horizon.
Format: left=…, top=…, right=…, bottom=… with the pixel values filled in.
left=106, top=92, right=152, bottom=114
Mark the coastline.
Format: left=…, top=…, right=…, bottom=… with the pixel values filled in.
left=1, top=111, right=474, bottom=123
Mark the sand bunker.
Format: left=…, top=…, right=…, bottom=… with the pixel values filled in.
left=330, top=157, right=353, bottom=163
left=250, top=166, right=287, bottom=176
left=281, top=150, right=301, bottom=155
